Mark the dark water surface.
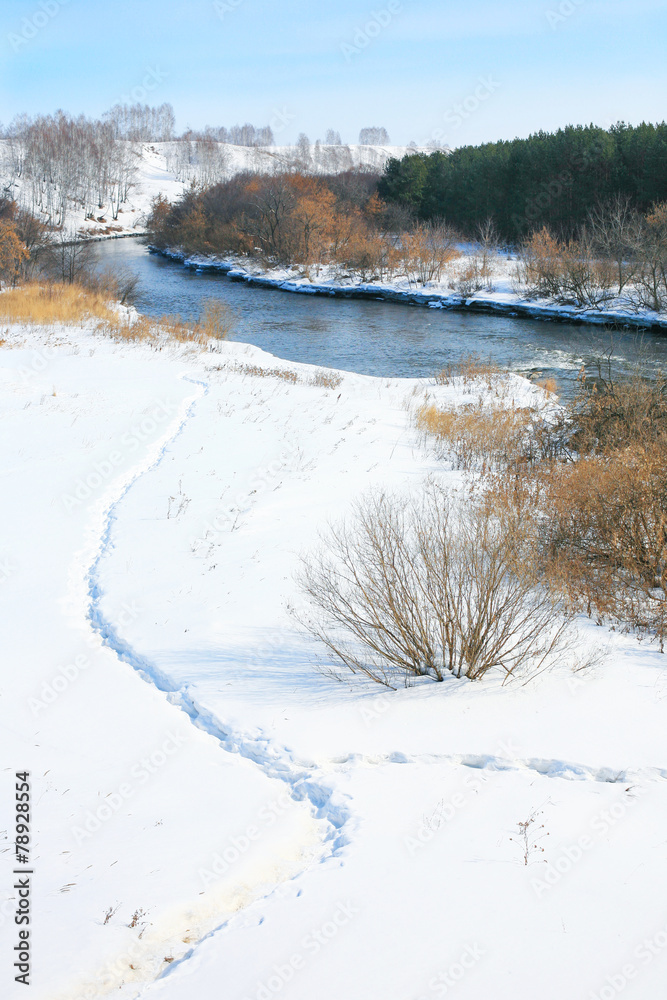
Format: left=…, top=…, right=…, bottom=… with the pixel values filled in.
left=96, top=238, right=667, bottom=397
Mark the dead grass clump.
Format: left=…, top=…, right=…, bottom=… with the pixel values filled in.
left=0, top=282, right=117, bottom=325
left=197, top=299, right=235, bottom=340
left=236, top=363, right=300, bottom=383
left=416, top=401, right=536, bottom=471
left=311, top=369, right=343, bottom=389
left=434, top=355, right=504, bottom=390
left=535, top=377, right=558, bottom=395
left=100, top=313, right=210, bottom=346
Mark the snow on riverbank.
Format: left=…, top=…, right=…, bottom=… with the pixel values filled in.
left=2, top=321, right=666, bottom=1000
left=152, top=245, right=667, bottom=333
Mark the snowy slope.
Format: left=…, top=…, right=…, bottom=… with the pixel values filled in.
left=1, top=323, right=666, bottom=1000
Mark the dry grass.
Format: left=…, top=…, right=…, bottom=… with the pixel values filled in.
left=0, top=282, right=234, bottom=348
left=416, top=401, right=536, bottom=471
left=535, top=377, right=558, bottom=395
left=311, top=369, right=343, bottom=389
left=434, top=356, right=504, bottom=391
left=0, top=282, right=117, bottom=325
left=236, top=362, right=300, bottom=383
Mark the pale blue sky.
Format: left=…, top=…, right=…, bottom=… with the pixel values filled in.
left=1, top=0, right=665, bottom=145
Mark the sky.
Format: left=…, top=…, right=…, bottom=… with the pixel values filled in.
left=1, top=0, right=666, bottom=147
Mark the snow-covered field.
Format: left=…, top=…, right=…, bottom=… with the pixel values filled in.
left=2, top=320, right=667, bottom=1000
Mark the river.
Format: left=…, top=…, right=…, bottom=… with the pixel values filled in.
left=95, top=238, right=667, bottom=397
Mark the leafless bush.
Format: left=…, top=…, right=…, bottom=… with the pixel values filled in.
left=568, top=365, right=667, bottom=455
left=86, top=265, right=139, bottom=304
left=513, top=227, right=614, bottom=307
left=295, top=484, right=575, bottom=688
left=626, top=202, right=667, bottom=312
left=453, top=252, right=494, bottom=296
left=530, top=447, right=667, bottom=649
left=587, top=195, right=640, bottom=295
left=401, top=221, right=460, bottom=286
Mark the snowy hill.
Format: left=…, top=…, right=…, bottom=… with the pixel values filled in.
left=0, top=141, right=437, bottom=240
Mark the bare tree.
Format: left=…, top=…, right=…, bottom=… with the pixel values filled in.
left=358, top=126, right=390, bottom=145
left=587, top=195, right=640, bottom=295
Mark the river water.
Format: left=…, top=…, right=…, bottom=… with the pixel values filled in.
left=95, top=238, right=667, bottom=397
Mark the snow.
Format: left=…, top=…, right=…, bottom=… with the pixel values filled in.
left=2, top=320, right=667, bottom=1000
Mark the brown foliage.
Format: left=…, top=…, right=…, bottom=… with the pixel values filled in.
left=0, top=222, right=29, bottom=285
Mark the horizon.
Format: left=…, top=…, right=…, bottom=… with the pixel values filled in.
left=1, top=0, right=666, bottom=147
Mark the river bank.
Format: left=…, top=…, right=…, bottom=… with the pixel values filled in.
left=149, top=244, right=667, bottom=333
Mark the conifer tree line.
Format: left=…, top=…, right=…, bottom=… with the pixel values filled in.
left=378, top=122, right=667, bottom=242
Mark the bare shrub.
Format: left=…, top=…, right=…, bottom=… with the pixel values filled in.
left=587, top=195, right=640, bottom=295
left=514, top=227, right=614, bottom=307
left=513, top=227, right=565, bottom=299
left=568, top=365, right=667, bottom=455
left=627, top=202, right=667, bottom=312
left=87, top=265, right=139, bottom=305
left=453, top=252, right=494, bottom=296
left=296, top=484, right=575, bottom=688
left=533, top=446, right=667, bottom=649
left=482, top=366, right=667, bottom=649
left=401, top=221, right=460, bottom=287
